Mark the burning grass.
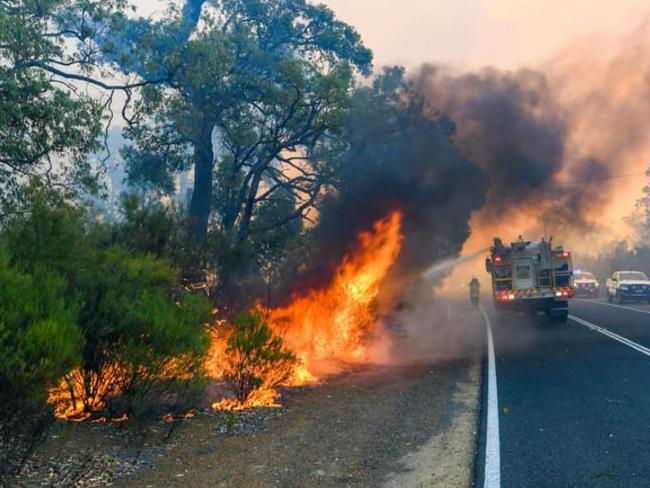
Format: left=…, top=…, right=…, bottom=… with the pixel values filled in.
left=208, top=211, right=404, bottom=409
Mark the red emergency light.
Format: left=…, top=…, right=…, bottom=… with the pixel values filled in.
left=496, top=291, right=516, bottom=301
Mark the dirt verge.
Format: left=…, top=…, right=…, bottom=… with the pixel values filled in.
left=121, top=358, right=481, bottom=488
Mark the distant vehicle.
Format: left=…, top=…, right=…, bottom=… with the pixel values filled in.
left=606, top=271, right=650, bottom=303
left=485, top=236, right=575, bottom=323
left=574, top=270, right=599, bottom=298
left=469, top=277, right=480, bottom=307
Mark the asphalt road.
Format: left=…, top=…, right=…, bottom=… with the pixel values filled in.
left=476, top=297, right=650, bottom=488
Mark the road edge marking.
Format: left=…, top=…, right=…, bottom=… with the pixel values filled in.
left=574, top=298, right=650, bottom=316
left=480, top=304, right=501, bottom=488
left=569, top=315, right=650, bottom=357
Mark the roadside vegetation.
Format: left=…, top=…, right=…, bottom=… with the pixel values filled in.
left=222, top=312, right=297, bottom=406
left=0, top=0, right=380, bottom=479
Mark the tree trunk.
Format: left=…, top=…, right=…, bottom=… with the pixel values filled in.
left=189, top=138, right=214, bottom=241
left=221, top=163, right=242, bottom=239
left=237, top=168, right=264, bottom=243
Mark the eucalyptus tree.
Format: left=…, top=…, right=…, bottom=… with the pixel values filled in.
left=112, top=0, right=372, bottom=242
left=0, top=0, right=160, bottom=210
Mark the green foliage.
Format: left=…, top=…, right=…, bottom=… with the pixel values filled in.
left=2, top=188, right=212, bottom=421
left=109, top=0, right=372, bottom=243
left=0, top=253, right=82, bottom=401
left=3, top=184, right=88, bottom=280
left=248, top=187, right=311, bottom=302
left=225, top=411, right=237, bottom=429
left=0, top=0, right=132, bottom=211
left=114, top=193, right=180, bottom=257
left=224, top=311, right=297, bottom=405
left=56, top=246, right=211, bottom=419
left=0, top=251, right=83, bottom=475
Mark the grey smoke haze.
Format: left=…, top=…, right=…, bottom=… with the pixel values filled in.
left=418, top=25, right=650, bottom=248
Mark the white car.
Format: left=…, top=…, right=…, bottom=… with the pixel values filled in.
left=606, top=271, right=650, bottom=303
left=574, top=271, right=599, bottom=298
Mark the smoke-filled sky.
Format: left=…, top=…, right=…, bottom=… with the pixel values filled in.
left=132, top=0, right=650, bottom=290
left=321, top=0, right=650, bottom=68
left=135, top=0, right=650, bottom=68
left=131, top=1, right=650, bottom=243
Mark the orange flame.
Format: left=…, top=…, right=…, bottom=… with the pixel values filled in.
left=208, top=211, right=404, bottom=409
left=269, top=210, right=403, bottom=379
left=48, top=366, right=123, bottom=421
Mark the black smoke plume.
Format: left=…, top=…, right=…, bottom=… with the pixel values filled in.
left=413, top=65, right=610, bottom=233
left=292, top=68, right=487, bottom=296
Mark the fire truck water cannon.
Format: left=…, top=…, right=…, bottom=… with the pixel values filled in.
left=485, top=236, right=575, bottom=323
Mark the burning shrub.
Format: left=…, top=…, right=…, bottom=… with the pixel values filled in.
left=51, top=248, right=212, bottom=420
left=3, top=190, right=212, bottom=421
left=0, top=252, right=83, bottom=475
left=205, top=211, right=404, bottom=403
left=222, top=311, right=297, bottom=407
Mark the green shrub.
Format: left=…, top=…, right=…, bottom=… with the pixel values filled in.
left=4, top=188, right=212, bottom=421
left=0, top=256, right=82, bottom=397
left=114, top=193, right=180, bottom=257
left=224, top=312, right=297, bottom=406
left=2, top=186, right=88, bottom=283
left=0, top=252, right=83, bottom=475
left=57, top=247, right=212, bottom=419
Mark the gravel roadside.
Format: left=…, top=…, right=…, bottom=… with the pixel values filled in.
left=120, top=357, right=481, bottom=488
left=9, top=300, right=484, bottom=488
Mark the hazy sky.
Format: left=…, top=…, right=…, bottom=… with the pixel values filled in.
left=135, top=0, right=650, bottom=68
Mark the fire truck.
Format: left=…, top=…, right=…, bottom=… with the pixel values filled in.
left=485, top=236, right=575, bottom=322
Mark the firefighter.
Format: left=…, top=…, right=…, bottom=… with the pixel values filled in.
left=469, top=276, right=480, bottom=306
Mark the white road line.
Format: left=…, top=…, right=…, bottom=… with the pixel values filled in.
left=480, top=304, right=501, bottom=488
left=574, top=298, right=650, bottom=316
left=569, top=315, right=650, bottom=357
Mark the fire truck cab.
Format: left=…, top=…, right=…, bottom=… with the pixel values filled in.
left=485, top=236, right=575, bottom=323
